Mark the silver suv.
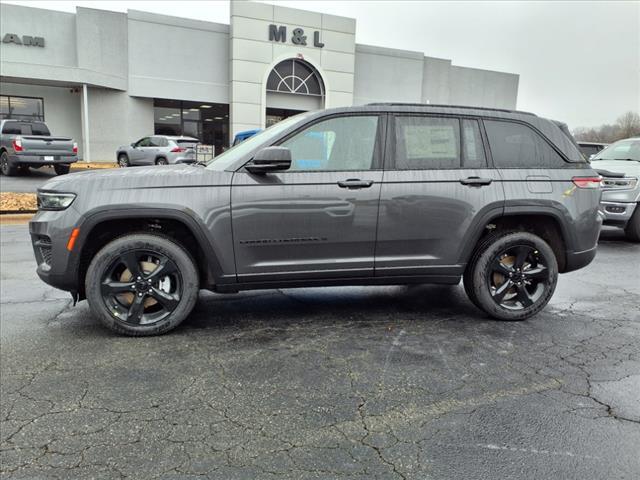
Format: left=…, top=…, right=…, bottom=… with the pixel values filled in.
left=116, top=135, right=198, bottom=167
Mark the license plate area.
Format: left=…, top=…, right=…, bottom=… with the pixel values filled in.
left=44, top=156, right=55, bottom=161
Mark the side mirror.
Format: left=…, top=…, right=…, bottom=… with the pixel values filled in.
left=245, top=146, right=292, bottom=174
left=131, top=143, right=136, bottom=148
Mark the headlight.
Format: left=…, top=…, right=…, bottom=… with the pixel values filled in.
left=37, top=192, right=76, bottom=210
left=601, top=177, right=638, bottom=190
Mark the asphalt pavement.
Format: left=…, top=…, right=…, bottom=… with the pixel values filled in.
left=1, top=225, right=639, bottom=479
left=0, top=168, right=57, bottom=193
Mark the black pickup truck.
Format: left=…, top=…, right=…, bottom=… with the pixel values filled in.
left=0, top=119, right=78, bottom=175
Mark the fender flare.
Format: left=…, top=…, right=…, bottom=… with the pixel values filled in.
left=72, top=205, right=227, bottom=288
left=456, top=203, right=576, bottom=266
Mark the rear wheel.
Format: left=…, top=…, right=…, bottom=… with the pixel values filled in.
left=118, top=154, right=130, bottom=168
left=624, top=206, right=640, bottom=242
left=465, top=232, right=558, bottom=321
left=86, top=234, right=199, bottom=336
left=156, top=157, right=168, bottom=165
left=54, top=164, right=70, bottom=175
left=0, top=151, right=18, bottom=176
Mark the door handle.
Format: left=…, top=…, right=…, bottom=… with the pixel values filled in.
left=460, top=176, right=492, bottom=186
left=337, top=179, right=374, bottom=189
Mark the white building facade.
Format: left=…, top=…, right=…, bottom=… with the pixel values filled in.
left=0, top=1, right=519, bottom=161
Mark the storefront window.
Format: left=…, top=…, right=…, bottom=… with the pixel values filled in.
left=0, top=95, right=45, bottom=120
left=153, top=99, right=228, bottom=155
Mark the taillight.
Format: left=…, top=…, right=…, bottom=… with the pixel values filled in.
left=572, top=176, right=602, bottom=189
left=72, top=142, right=78, bottom=154
left=12, top=137, right=23, bottom=152
left=171, top=147, right=186, bottom=153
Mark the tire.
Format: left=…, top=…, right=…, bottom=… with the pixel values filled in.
left=117, top=154, right=130, bottom=168
left=85, top=233, right=199, bottom=336
left=156, top=157, right=168, bottom=165
left=466, top=231, right=558, bottom=321
left=624, top=206, right=640, bottom=242
left=0, top=151, right=18, bottom=176
left=54, top=164, right=70, bottom=175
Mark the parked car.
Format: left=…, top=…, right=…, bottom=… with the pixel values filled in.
left=590, top=137, right=640, bottom=241
left=578, top=141, right=609, bottom=159
left=116, top=135, right=198, bottom=167
left=30, top=103, right=602, bottom=336
left=0, top=119, right=78, bottom=176
left=233, top=129, right=260, bottom=146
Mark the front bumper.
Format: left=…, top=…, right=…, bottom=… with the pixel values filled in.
left=10, top=154, right=78, bottom=165
left=29, top=209, right=80, bottom=293
left=599, top=201, right=637, bottom=227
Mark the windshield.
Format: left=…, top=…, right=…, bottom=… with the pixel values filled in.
left=206, top=113, right=312, bottom=170
left=592, top=139, right=640, bottom=162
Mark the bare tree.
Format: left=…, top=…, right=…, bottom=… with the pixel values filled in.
left=616, top=111, right=640, bottom=139
left=573, top=111, right=640, bottom=143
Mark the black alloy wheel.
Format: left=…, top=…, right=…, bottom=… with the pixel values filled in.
left=86, top=234, right=199, bottom=335
left=488, top=245, right=549, bottom=310
left=464, top=231, right=558, bottom=321
left=101, top=249, right=182, bottom=325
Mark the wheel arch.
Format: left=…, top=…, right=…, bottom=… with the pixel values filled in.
left=460, top=206, right=575, bottom=273
left=73, top=207, right=225, bottom=298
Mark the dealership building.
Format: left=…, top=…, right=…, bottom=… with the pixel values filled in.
left=0, top=1, right=519, bottom=161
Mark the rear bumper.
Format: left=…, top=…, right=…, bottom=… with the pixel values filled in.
left=9, top=154, right=78, bottom=165
left=600, top=201, right=636, bottom=227
left=565, top=245, right=597, bottom=273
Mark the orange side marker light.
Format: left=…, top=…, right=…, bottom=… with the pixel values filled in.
left=67, top=228, right=80, bottom=251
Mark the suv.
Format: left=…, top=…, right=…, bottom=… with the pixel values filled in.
left=0, top=119, right=78, bottom=175
left=116, top=135, right=198, bottom=167
left=589, top=137, right=640, bottom=241
left=30, top=104, right=602, bottom=336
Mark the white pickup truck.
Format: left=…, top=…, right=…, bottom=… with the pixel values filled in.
left=0, top=119, right=78, bottom=176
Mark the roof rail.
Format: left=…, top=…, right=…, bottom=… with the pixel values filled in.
left=366, top=103, right=537, bottom=117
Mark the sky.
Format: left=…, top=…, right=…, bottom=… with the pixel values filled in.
left=3, top=0, right=639, bottom=129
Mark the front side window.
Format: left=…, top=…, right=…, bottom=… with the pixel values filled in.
left=485, top=120, right=566, bottom=168
left=394, top=116, right=460, bottom=169
left=281, top=116, right=379, bottom=171
left=136, top=138, right=151, bottom=147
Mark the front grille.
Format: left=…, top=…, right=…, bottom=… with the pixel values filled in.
left=34, top=235, right=52, bottom=266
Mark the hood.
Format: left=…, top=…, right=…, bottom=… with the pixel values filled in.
left=39, top=164, right=230, bottom=193
left=590, top=159, right=640, bottom=178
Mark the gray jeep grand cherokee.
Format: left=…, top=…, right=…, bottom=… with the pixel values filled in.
left=29, top=104, right=602, bottom=336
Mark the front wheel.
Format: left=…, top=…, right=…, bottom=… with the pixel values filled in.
left=118, top=154, right=130, bottom=168
left=86, top=234, right=199, bottom=336
left=54, top=164, right=70, bottom=175
left=464, top=232, right=558, bottom=321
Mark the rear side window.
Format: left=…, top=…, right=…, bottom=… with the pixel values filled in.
left=485, top=120, right=566, bottom=168
left=149, top=136, right=167, bottom=147
left=461, top=119, right=487, bottom=168
left=2, top=121, right=49, bottom=135
left=394, top=116, right=460, bottom=169
left=31, top=123, right=50, bottom=136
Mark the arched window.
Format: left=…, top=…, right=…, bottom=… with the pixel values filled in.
left=266, top=59, right=324, bottom=97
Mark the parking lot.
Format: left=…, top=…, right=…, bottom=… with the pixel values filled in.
left=1, top=222, right=638, bottom=479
